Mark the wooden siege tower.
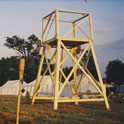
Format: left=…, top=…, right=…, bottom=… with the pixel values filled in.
left=31, top=10, right=110, bottom=110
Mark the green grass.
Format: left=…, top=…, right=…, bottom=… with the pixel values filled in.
left=0, top=95, right=124, bottom=124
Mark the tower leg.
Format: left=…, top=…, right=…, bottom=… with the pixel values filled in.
left=72, top=48, right=78, bottom=105
left=54, top=39, right=61, bottom=110
left=89, top=41, right=110, bottom=110
left=72, top=22, right=78, bottom=105
left=32, top=48, right=45, bottom=104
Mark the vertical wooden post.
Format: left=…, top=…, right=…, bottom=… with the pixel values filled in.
left=72, top=22, right=78, bottom=104
left=55, top=10, right=59, bottom=39
left=54, top=39, right=61, bottom=110
left=54, top=10, right=60, bottom=110
left=89, top=14, right=94, bottom=42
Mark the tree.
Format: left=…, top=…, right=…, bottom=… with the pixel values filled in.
left=0, top=56, right=19, bottom=86
left=4, top=34, right=39, bottom=58
left=105, top=59, right=124, bottom=85
left=2, top=34, right=42, bottom=84
left=24, top=55, right=40, bottom=83
left=0, top=55, right=42, bottom=85
left=2, top=34, right=54, bottom=84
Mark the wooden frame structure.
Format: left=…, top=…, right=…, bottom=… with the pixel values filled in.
left=31, top=10, right=110, bottom=110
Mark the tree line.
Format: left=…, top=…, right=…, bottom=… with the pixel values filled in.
left=0, top=34, right=124, bottom=86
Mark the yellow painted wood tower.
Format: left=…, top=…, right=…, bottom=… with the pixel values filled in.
left=31, top=10, right=110, bottom=110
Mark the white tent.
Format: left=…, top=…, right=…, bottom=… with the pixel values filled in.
left=0, top=80, right=26, bottom=95
left=25, top=75, right=53, bottom=97
left=61, top=75, right=99, bottom=98
left=26, top=75, right=99, bottom=98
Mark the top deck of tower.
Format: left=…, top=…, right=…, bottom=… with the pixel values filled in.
left=42, top=10, right=93, bottom=49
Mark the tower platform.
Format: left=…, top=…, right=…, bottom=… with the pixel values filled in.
left=43, top=37, right=89, bottom=48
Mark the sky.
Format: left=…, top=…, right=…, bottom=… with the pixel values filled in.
left=0, top=0, right=124, bottom=77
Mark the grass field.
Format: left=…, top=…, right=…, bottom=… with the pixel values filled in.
left=0, top=95, right=124, bottom=124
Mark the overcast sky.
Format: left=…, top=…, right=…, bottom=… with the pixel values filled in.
left=0, top=0, right=124, bottom=77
